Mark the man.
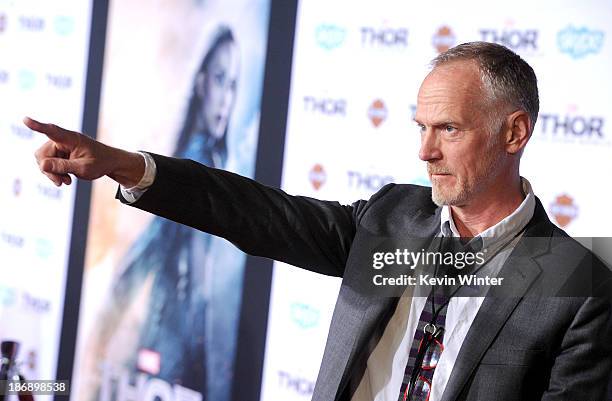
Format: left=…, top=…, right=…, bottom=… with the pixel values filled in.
left=27, top=42, right=611, bottom=400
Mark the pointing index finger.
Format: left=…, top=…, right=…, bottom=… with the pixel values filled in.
left=23, top=116, right=75, bottom=145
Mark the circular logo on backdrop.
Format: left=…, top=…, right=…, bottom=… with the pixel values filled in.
left=309, top=164, right=326, bottom=190
left=368, top=99, right=387, bottom=128
left=315, top=24, right=346, bottom=50
left=54, top=16, right=74, bottom=36
left=549, top=194, right=579, bottom=227
left=432, top=26, right=456, bottom=53
left=290, top=302, right=320, bottom=329
left=18, top=70, right=36, bottom=90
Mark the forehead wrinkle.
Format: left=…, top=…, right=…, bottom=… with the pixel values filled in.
left=417, top=88, right=472, bottom=126
left=416, top=61, right=489, bottom=126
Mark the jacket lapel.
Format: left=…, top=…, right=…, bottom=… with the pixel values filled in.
left=317, top=206, right=442, bottom=401
left=439, top=199, right=554, bottom=401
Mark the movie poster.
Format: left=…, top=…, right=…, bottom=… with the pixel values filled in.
left=71, top=1, right=271, bottom=400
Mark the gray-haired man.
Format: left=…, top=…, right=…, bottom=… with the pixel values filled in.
left=27, top=42, right=611, bottom=401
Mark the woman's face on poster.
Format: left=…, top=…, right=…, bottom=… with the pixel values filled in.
left=198, top=40, right=239, bottom=139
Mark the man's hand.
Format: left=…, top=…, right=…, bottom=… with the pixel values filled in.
left=25, top=117, right=145, bottom=188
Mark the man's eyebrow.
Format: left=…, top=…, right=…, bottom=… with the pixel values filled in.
left=412, top=118, right=459, bottom=126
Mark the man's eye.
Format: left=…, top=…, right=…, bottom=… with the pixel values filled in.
left=417, top=124, right=426, bottom=132
left=444, top=125, right=456, bottom=133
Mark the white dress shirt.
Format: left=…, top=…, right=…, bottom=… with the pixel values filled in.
left=351, top=178, right=535, bottom=401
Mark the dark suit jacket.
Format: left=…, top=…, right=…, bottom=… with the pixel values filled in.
left=118, top=154, right=612, bottom=401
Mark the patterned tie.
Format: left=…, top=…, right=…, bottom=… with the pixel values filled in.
left=398, top=231, right=454, bottom=401
left=397, top=291, right=449, bottom=401
left=397, top=224, right=484, bottom=401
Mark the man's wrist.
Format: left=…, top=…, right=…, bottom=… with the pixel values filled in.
left=107, top=148, right=146, bottom=188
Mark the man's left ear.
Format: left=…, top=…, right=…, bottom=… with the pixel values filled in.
left=505, top=110, right=531, bottom=155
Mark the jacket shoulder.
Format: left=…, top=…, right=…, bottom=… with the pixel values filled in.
left=353, top=183, right=439, bottom=236
left=360, top=183, right=435, bottom=213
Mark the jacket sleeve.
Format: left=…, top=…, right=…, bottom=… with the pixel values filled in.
left=115, top=153, right=370, bottom=277
left=540, top=295, right=612, bottom=401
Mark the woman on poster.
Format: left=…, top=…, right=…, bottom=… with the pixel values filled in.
left=87, top=25, right=241, bottom=401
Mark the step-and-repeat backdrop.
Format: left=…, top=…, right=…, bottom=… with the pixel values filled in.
left=260, top=0, right=611, bottom=399
left=0, top=1, right=93, bottom=397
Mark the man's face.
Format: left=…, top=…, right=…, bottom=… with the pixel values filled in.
left=415, top=60, right=506, bottom=207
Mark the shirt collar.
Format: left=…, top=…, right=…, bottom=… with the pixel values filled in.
left=440, top=177, right=536, bottom=248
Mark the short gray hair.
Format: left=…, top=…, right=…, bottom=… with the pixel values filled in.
left=431, top=41, right=539, bottom=133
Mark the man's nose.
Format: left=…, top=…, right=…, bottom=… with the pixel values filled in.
left=418, top=129, right=442, bottom=161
